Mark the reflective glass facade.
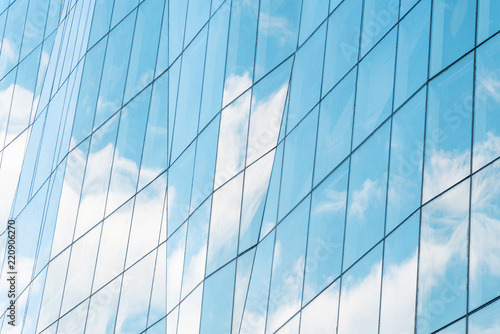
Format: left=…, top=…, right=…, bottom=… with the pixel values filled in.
left=0, top=0, right=500, bottom=333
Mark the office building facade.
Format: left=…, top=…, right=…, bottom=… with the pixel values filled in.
left=0, top=0, right=500, bottom=332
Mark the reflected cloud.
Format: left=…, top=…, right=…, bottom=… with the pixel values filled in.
left=206, top=174, right=243, bottom=274
left=167, top=225, right=187, bottom=312
left=214, top=92, right=250, bottom=188
left=424, top=149, right=470, bottom=202
left=300, top=283, right=338, bottom=333
left=258, top=12, right=296, bottom=46
left=0, top=132, right=28, bottom=230
left=246, top=83, right=288, bottom=165
left=240, top=151, right=275, bottom=239
left=181, top=244, right=206, bottom=297
left=0, top=84, right=38, bottom=146
left=222, top=72, right=252, bottom=107
left=96, top=96, right=120, bottom=120
left=474, top=132, right=500, bottom=170
left=338, top=259, right=382, bottom=334
left=177, top=285, right=203, bottom=334
left=267, top=256, right=304, bottom=333
left=477, top=72, right=500, bottom=103
left=380, top=253, right=418, bottom=334
left=470, top=158, right=500, bottom=308
left=349, top=178, right=384, bottom=220
left=0, top=38, right=17, bottom=75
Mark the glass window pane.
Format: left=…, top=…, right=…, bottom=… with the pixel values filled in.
left=430, top=0, right=476, bottom=76
left=167, top=143, right=195, bottom=236
left=184, top=0, right=210, bottom=45
left=473, top=33, right=500, bottom=171
left=275, top=313, right=299, bottom=334
left=106, top=86, right=151, bottom=215
left=0, top=71, right=16, bottom=147
left=32, top=160, right=66, bottom=278
left=198, top=1, right=230, bottom=130
left=124, top=0, right=163, bottom=102
left=71, top=36, right=106, bottom=148
left=353, top=28, right=396, bottom=148
left=115, top=252, right=156, bottom=333
left=94, top=10, right=135, bottom=130
left=477, top=0, right=500, bottom=43
left=254, top=0, right=302, bottom=81
left=74, top=113, right=119, bottom=239
left=206, top=173, right=243, bottom=275
left=50, top=139, right=89, bottom=257
left=278, top=107, right=318, bottom=221
left=36, top=249, right=70, bottom=332
left=111, top=0, right=138, bottom=29
left=213, top=91, right=250, bottom=189
left=423, top=55, right=473, bottom=202
left=260, top=141, right=284, bottom=241
left=71, top=0, right=94, bottom=69
left=222, top=0, right=258, bottom=107
left=181, top=198, right=211, bottom=298
left=138, top=72, right=168, bottom=189
left=23, top=268, right=48, bottom=334
left=190, top=116, right=219, bottom=212
left=231, top=248, right=255, bottom=333
left=166, top=223, right=187, bottom=313
left=300, top=281, right=339, bottom=333
left=338, top=244, right=383, bottom=334
left=60, top=225, right=100, bottom=315
left=166, top=306, right=179, bottom=334
left=322, top=0, right=362, bottom=95
left=417, top=180, right=469, bottom=334
left=246, top=57, right=292, bottom=166
left=401, top=0, right=419, bottom=17
left=154, top=0, right=169, bottom=77
left=20, top=0, right=49, bottom=58
left=12, top=180, right=48, bottom=293
left=267, top=197, right=310, bottom=333
left=298, top=0, right=328, bottom=45
left=168, top=59, right=181, bottom=157
left=93, top=199, right=134, bottom=292
left=330, top=0, right=342, bottom=12
left=360, top=0, right=399, bottom=57
left=239, top=150, right=275, bottom=253
left=314, top=69, right=355, bottom=185
left=386, top=88, right=425, bottom=233
left=125, top=173, right=166, bottom=268
left=394, top=0, right=431, bottom=108
left=470, top=159, right=500, bottom=310
left=148, top=243, right=166, bottom=325
left=6, top=47, right=40, bottom=144
left=240, top=231, right=275, bottom=334
left=469, top=298, right=500, bottom=332
left=57, top=299, right=89, bottom=334
left=435, top=319, right=466, bottom=334
left=303, top=161, right=348, bottom=304
left=32, top=85, right=66, bottom=192
left=170, top=26, right=207, bottom=161
left=168, top=0, right=188, bottom=66
left=0, top=0, right=28, bottom=78
left=344, top=122, right=390, bottom=269
left=146, top=317, right=166, bottom=334
left=286, top=22, right=326, bottom=133
left=379, top=211, right=419, bottom=334
left=177, top=284, right=202, bottom=334
left=200, top=261, right=236, bottom=334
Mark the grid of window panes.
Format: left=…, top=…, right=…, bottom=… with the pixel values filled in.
left=0, top=0, right=499, bottom=333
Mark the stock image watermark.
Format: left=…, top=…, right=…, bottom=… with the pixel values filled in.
left=6, top=219, right=17, bottom=326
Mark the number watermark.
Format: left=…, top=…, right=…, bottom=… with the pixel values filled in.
left=6, top=219, right=16, bottom=326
